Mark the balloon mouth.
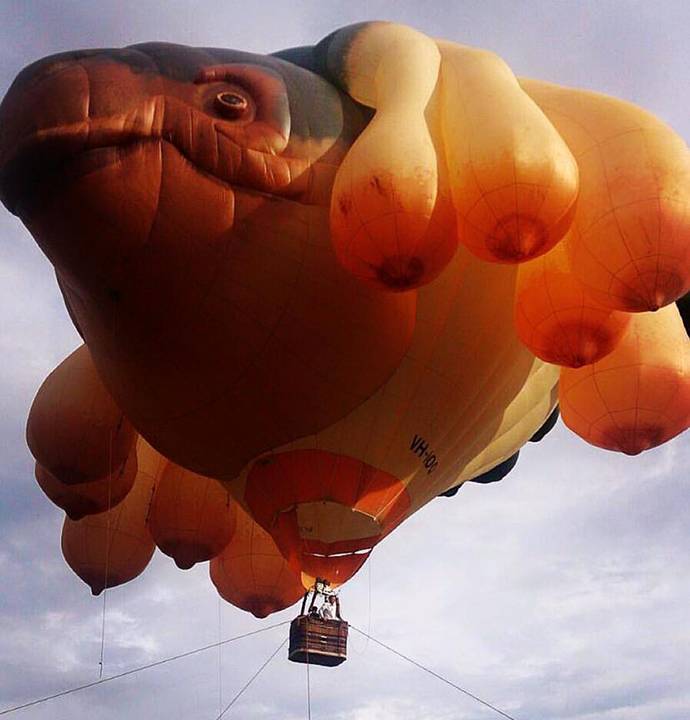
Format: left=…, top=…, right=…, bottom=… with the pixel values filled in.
left=0, top=131, right=155, bottom=216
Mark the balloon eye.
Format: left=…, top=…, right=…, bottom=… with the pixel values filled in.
left=215, top=92, right=249, bottom=118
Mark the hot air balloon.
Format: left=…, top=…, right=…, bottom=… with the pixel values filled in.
left=210, top=504, right=305, bottom=618
left=0, top=22, right=688, bottom=601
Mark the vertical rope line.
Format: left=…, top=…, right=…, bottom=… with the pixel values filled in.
left=98, top=429, right=114, bottom=678
left=365, top=556, right=372, bottom=650
left=306, top=654, right=311, bottom=720
left=217, top=596, right=223, bottom=717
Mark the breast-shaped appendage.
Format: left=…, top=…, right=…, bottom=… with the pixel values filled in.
left=325, top=23, right=453, bottom=291
left=210, top=503, right=305, bottom=619
left=26, top=344, right=137, bottom=485
left=61, top=437, right=158, bottom=595
left=437, top=42, right=579, bottom=264
left=515, top=232, right=631, bottom=367
left=559, top=304, right=690, bottom=455
left=35, top=445, right=137, bottom=521
left=522, top=79, right=690, bottom=313
left=147, top=463, right=236, bottom=570
left=194, top=63, right=290, bottom=153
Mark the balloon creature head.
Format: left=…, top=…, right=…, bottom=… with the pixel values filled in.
left=1, top=22, right=688, bottom=610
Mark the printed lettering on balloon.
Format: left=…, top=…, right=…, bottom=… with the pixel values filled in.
left=410, top=435, right=439, bottom=474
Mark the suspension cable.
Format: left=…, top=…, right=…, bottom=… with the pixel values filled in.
left=1, top=621, right=290, bottom=716
left=214, top=638, right=287, bottom=720
left=350, top=626, right=520, bottom=720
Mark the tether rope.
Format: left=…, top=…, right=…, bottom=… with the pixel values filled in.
left=306, top=655, right=311, bottom=720
left=217, top=597, right=223, bottom=718
left=214, top=638, right=287, bottom=720
left=350, top=626, right=520, bottom=720
left=98, top=429, right=115, bottom=678
left=0, top=621, right=290, bottom=716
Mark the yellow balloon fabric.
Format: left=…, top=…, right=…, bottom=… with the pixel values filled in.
left=229, top=248, right=559, bottom=585
left=438, top=43, right=578, bottom=264
left=328, top=23, right=450, bottom=291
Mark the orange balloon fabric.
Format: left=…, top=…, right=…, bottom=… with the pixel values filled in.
left=35, top=443, right=137, bottom=520
left=522, top=79, right=690, bottom=313
left=27, top=344, right=136, bottom=485
left=61, top=438, right=157, bottom=595
left=148, top=464, right=237, bottom=570
left=210, top=504, right=305, bottom=618
left=242, top=449, right=410, bottom=586
left=515, top=235, right=631, bottom=367
left=560, top=305, right=690, bottom=454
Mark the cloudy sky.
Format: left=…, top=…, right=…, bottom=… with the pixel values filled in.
left=1, top=1, right=689, bottom=718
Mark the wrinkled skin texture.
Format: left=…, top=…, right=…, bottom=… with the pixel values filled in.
left=0, top=42, right=416, bottom=478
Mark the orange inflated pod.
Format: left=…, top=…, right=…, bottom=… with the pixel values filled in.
left=439, top=43, right=578, bottom=263
left=148, top=464, right=236, bottom=570
left=515, top=235, right=631, bottom=367
left=27, top=344, right=136, bottom=484
left=210, top=504, right=304, bottom=618
left=35, top=443, right=137, bottom=520
left=61, top=438, right=158, bottom=595
left=325, top=23, right=454, bottom=290
left=522, top=79, right=690, bottom=312
left=560, top=305, right=690, bottom=454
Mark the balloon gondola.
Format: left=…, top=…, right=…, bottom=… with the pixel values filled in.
left=288, top=579, right=348, bottom=667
